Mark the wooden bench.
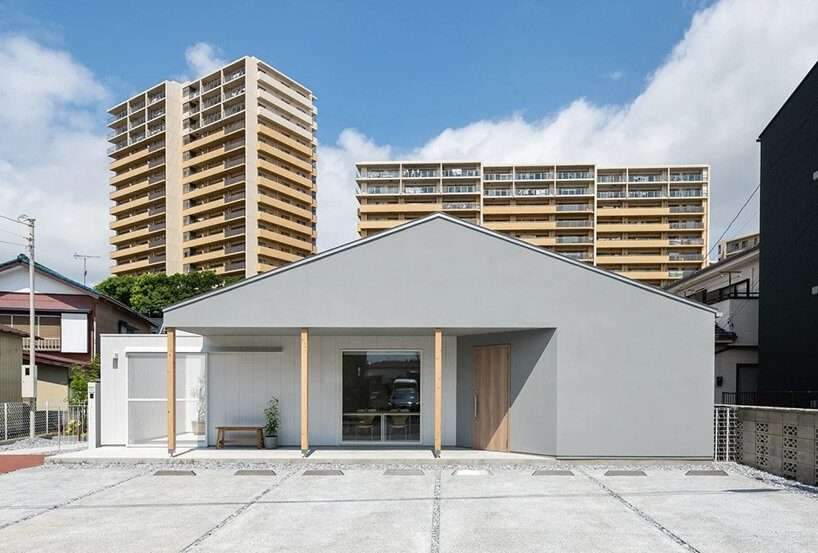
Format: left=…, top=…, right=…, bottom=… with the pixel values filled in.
left=216, top=426, right=264, bottom=449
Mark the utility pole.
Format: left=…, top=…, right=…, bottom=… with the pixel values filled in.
left=73, top=253, right=100, bottom=286
left=18, top=215, right=36, bottom=438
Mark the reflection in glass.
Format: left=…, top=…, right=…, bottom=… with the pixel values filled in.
left=342, top=351, right=421, bottom=442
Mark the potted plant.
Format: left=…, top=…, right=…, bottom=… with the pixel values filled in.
left=263, top=397, right=280, bottom=449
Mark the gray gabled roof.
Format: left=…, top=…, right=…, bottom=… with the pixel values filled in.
left=165, top=213, right=716, bottom=316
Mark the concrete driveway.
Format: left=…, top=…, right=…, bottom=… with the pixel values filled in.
left=0, top=463, right=816, bottom=552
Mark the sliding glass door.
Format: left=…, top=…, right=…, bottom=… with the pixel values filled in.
left=342, top=351, right=421, bottom=443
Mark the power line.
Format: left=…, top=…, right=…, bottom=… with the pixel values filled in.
left=707, top=184, right=760, bottom=259
left=0, top=238, right=26, bottom=247
left=0, top=213, right=29, bottom=226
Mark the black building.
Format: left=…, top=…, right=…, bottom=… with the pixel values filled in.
left=757, top=61, right=818, bottom=406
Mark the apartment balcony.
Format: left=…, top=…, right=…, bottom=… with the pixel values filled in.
left=183, top=174, right=245, bottom=202
left=442, top=185, right=478, bottom=194
left=555, top=203, right=592, bottom=212
left=597, top=222, right=673, bottom=232
left=258, top=159, right=313, bottom=189
left=668, top=253, right=704, bottom=262
left=110, top=190, right=164, bottom=215
left=484, top=221, right=558, bottom=232
left=614, top=270, right=673, bottom=281
left=258, top=245, right=301, bottom=264
left=258, top=71, right=315, bottom=113
left=442, top=202, right=480, bottom=210
left=258, top=228, right=313, bottom=252
left=560, top=252, right=593, bottom=262
left=629, top=175, right=666, bottom=183
left=627, top=191, right=665, bottom=199
left=670, top=173, right=705, bottom=182
left=483, top=204, right=556, bottom=215
left=359, top=186, right=400, bottom=195
left=596, top=191, right=626, bottom=198
left=110, top=208, right=162, bottom=231
left=597, top=238, right=704, bottom=249
left=258, top=141, right=313, bottom=174
left=183, top=191, right=246, bottom=218
left=259, top=88, right=312, bottom=128
left=184, top=140, right=245, bottom=169
left=357, top=169, right=401, bottom=180
left=183, top=157, right=245, bottom=185
left=110, top=159, right=163, bottom=186
left=555, top=219, right=593, bottom=228
left=556, top=171, right=593, bottom=180
left=184, top=211, right=245, bottom=234
left=186, top=121, right=245, bottom=151
left=523, top=237, right=557, bottom=247
left=184, top=227, right=245, bottom=249
left=257, top=123, right=313, bottom=158
left=147, top=108, right=165, bottom=122
left=111, top=256, right=162, bottom=275
left=442, top=168, right=480, bottom=178
left=257, top=194, right=313, bottom=220
left=596, top=206, right=704, bottom=216
left=110, top=141, right=164, bottom=171
left=597, top=255, right=672, bottom=264
left=597, top=175, right=626, bottom=183
left=516, top=172, right=554, bottom=181
left=516, top=188, right=551, bottom=197
left=668, top=269, right=699, bottom=279
left=359, top=203, right=442, bottom=214
left=184, top=244, right=245, bottom=265
left=257, top=212, right=314, bottom=237
left=556, top=188, right=592, bottom=196
left=669, top=189, right=704, bottom=198
left=148, top=92, right=165, bottom=105
left=484, top=188, right=512, bottom=197
left=555, top=236, right=592, bottom=244
left=404, top=186, right=439, bottom=195
left=258, top=176, right=313, bottom=205
left=484, top=173, right=513, bottom=181
left=402, top=169, right=440, bottom=179
left=111, top=240, right=152, bottom=260
left=22, top=337, right=61, bottom=352
left=357, top=219, right=404, bottom=231
left=258, top=106, right=312, bottom=141
left=669, top=221, right=704, bottom=230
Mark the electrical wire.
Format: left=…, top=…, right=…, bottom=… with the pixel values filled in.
left=707, top=184, right=760, bottom=259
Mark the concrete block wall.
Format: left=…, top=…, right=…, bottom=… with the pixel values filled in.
left=737, top=406, right=817, bottom=486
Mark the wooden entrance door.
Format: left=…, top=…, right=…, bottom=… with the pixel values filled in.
left=472, top=345, right=510, bottom=451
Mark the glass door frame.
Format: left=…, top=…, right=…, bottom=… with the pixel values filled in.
left=338, top=348, right=423, bottom=445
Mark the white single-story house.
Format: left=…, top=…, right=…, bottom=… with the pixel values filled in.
left=100, top=214, right=716, bottom=458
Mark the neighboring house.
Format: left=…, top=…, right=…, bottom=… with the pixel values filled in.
left=758, top=61, right=818, bottom=406
left=717, top=232, right=759, bottom=261
left=101, top=214, right=716, bottom=459
left=0, top=324, right=25, bottom=403
left=0, top=255, right=157, bottom=408
left=666, top=245, right=759, bottom=403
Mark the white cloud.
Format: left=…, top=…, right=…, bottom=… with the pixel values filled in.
left=607, top=70, right=624, bottom=81
left=183, top=42, right=227, bottom=80
left=0, top=34, right=110, bottom=284
left=316, top=0, right=818, bottom=254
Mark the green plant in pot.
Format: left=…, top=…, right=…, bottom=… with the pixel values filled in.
left=263, top=398, right=280, bottom=449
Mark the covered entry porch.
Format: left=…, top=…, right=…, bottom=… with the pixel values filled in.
left=160, top=326, right=544, bottom=457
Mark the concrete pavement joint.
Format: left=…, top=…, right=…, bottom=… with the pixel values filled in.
left=430, top=469, right=441, bottom=553
left=579, top=469, right=703, bottom=553
left=0, top=469, right=148, bottom=532
left=179, top=467, right=298, bottom=552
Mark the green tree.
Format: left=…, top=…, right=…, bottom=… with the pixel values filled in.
left=95, top=271, right=240, bottom=317
left=69, top=357, right=100, bottom=405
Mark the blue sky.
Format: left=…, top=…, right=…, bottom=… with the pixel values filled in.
left=2, top=0, right=703, bottom=149
left=1, top=0, right=817, bottom=283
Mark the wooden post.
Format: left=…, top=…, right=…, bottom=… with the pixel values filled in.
left=167, top=327, right=176, bottom=455
left=434, top=328, right=442, bottom=456
left=300, top=327, right=309, bottom=455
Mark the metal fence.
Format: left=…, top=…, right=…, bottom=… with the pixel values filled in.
left=713, top=404, right=738, bottom=462
left=721, top=391, right=818, bottom=409
left=1, top=402, right=87, bottom=445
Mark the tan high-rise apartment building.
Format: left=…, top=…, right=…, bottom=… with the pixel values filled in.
left=356, top=162, right=709, bottom=286
left=107, top=56, right=317, bottom=278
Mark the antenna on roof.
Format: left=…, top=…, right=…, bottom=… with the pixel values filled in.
left=73, top=253, right=101, bottom=286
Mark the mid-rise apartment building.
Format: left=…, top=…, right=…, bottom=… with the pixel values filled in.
left=107, top=56, right=317, bottom=278
left=356, top=162, right=709, bottom=286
